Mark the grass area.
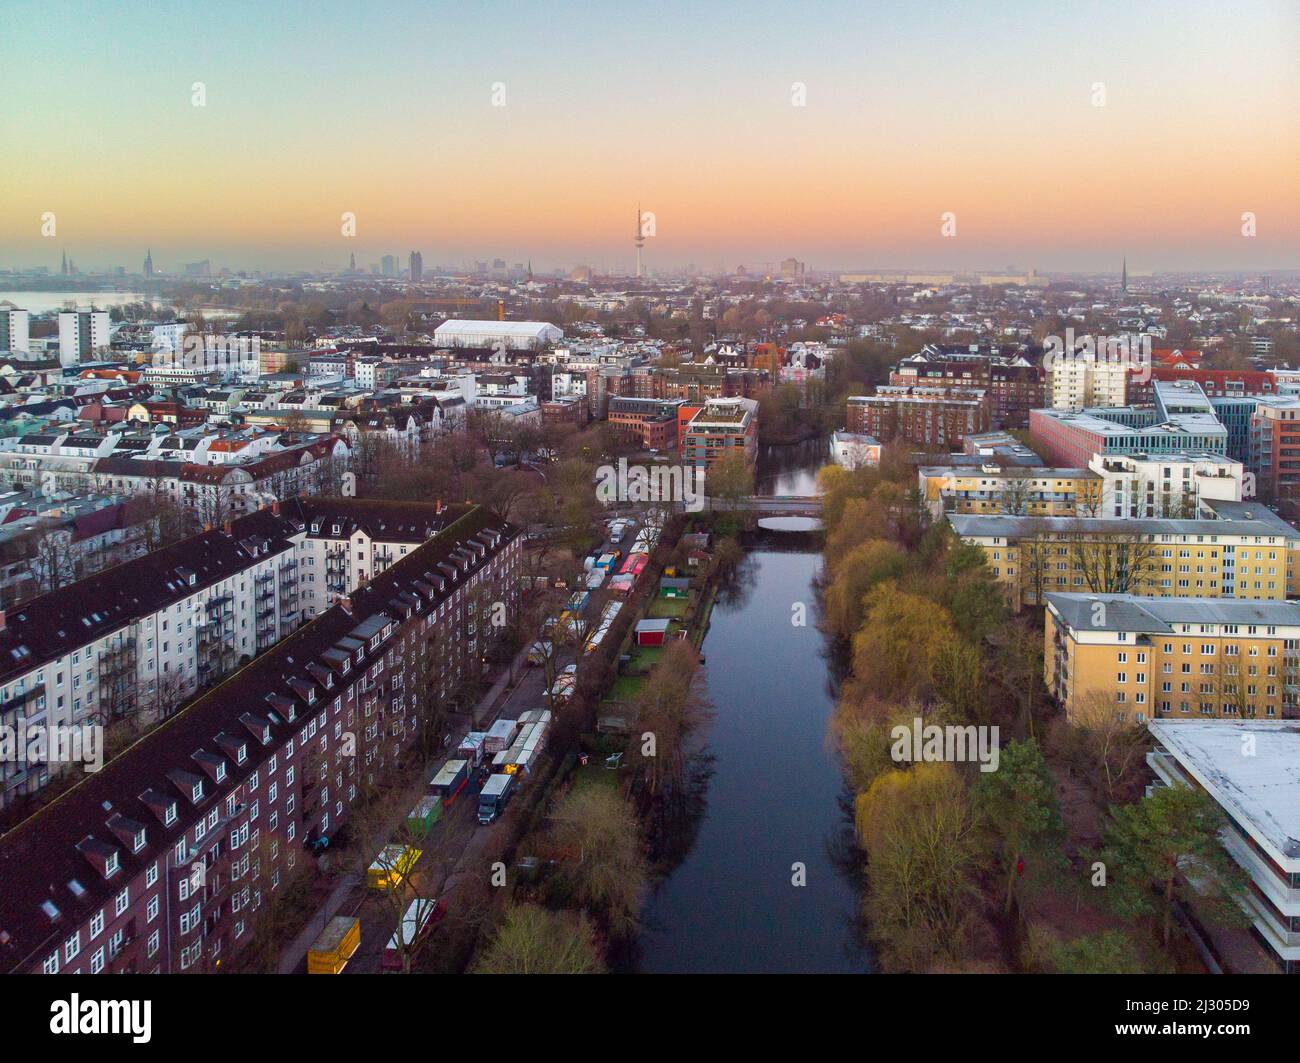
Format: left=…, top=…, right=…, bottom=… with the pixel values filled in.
left=627, top=644, right=665, bottom=669
left=608, top=674, right=645, bottom=700
left=572, top=757, right=624, bottom=791
left=648, top=596, right=689, bottom=618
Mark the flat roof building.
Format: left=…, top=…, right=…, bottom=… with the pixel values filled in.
left=1147, top=720, right=1300, bottom=972
left=432, top=320, right=562, bottom=351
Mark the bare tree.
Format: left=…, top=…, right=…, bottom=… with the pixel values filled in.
left=1066, top=522, right=1158, bottom=594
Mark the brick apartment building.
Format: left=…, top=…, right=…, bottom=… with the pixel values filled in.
left=607, top=397, right=684, bottom=450
left=1251, top=398, right=1300, bottom=502
left=1127, top=366, right=1280, bottom=407
left=988, top=362, right=1045, bottom=428
left=0, top=497, right=457, bottom=808
left=890, top=349, right=1041, bottom=428
left=539, top=394, right=588, bottom=428
left=0, top=504, right=519, bottom=974
left=847, top=386, right=990, bottom=448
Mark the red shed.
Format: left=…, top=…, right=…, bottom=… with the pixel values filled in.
left=635, top=618, right=671, bottom=646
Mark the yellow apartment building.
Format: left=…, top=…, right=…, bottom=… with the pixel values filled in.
left=1043, top=593, right=1300, bottom=723
left=949, top=514, right=1300, bottom=609
left=918, top=464, right=1102, bottom=519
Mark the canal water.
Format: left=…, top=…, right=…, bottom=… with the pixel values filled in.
left=753, top=437, right=826, bottom=497
left=635, top=441, right=870, bottom=973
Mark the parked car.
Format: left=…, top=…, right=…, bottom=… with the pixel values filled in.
left=527, top=639, right=553, bottom=666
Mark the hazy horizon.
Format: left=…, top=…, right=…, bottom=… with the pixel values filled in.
left=4, top=0, right=1296, bottom=275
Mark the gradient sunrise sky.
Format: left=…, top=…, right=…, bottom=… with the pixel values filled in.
left=2, top=0, right=1296, bottom=274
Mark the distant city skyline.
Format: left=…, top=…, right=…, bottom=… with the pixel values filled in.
left=2, top=0, right=1296, bottom=273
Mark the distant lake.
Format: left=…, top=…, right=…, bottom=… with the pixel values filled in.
left=0, top=291, right=145, bottom=314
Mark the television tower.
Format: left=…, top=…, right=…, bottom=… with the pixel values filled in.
left=1121, top=256, right=1127, bottom=294
left=634, top=205, right=645, bottom=279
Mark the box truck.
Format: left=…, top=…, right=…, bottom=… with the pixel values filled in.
left=477, top=773, right=517, bottom=824
left=307, top=916, right=361, bottom=974
left=382, top=898, right=446, bottom=971
left=367, top=844, right=422, bottom=890
left=429, top=759, right=469, bottom=804
left=406, top=795, right=442, bottom=837
left=485, top=717, right=519, bottom=754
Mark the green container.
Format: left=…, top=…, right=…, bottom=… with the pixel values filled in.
left=406, top=795, right=442, bottom=836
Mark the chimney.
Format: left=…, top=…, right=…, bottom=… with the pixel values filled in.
left=271, top=500, right=280, bottom=516
left=435, top=498, right=442, bottom=514
left=223, top=519, right=233, bottom=535
left=339, top=595, right=353, bottom=615
left=0, top=609, right=6, bottom=634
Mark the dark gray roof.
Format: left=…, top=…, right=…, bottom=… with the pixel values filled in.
left=949, top=514, right=1299, bottom=540
left=1202, top=499, right=1298, bottom=537
left=1045, top=593, right=1300, bottom=634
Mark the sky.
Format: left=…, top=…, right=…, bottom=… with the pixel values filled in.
left=2, top=0, right=1296, bottom=275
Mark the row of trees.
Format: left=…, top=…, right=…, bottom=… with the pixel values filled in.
left=818, top=453, right=1248, bottom=972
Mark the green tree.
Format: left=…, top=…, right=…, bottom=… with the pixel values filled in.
left=1050, top=930, right=1150, bottom=973
left=1098, top=784, right=1248, bottom=946
left=849, top=583, right=960, bottom=704
left=976, top=738, right=1062, bottom=913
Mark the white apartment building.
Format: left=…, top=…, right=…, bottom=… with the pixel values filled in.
left=0, top=307, right=30, bottom=353
left=149, top=321, right=188, bottom=353
left=1047, top=351, right=1129, bottom=411
left=830, top=430, right=881, bottom=470
left=1088, top=451, right=1245, bottom=519
left=57, top=308, right=111, bottom=367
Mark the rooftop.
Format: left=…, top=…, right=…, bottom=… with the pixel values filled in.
left=949, top=513, right=1297, bottom=540
left=1149, top=720, right=1300, bottom=863
left=0, top=504, right=515, bottom=969
left=1045, top=593, right=1300, bottom=634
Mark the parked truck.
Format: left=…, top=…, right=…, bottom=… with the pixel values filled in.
left=429, top=759, right=469, bottom=804
left=367, top=844, right=421, bottom=890
left=477, top=773, right=517, bottom=825
left=405, top=795, right=442, bottom=837
left=307, top=916, right=361, bottom=974
left=457, top=733, right=488, bottom=768
left=485, top=717, right=519, bottom=754
left=382, top=898, right=446, bottom=971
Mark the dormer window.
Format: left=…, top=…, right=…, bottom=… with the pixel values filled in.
left=76, top=837, right=122, bottom=881
left=165, top=803, right=177, bottom=826
left=133, top=828, right=146, bottom=853
left=191, top=781, right=203, bottom=803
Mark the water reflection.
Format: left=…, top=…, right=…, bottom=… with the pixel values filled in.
left=754, top=438, right=829, bottom=496
left=635, top=543, right=869, bottom=973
